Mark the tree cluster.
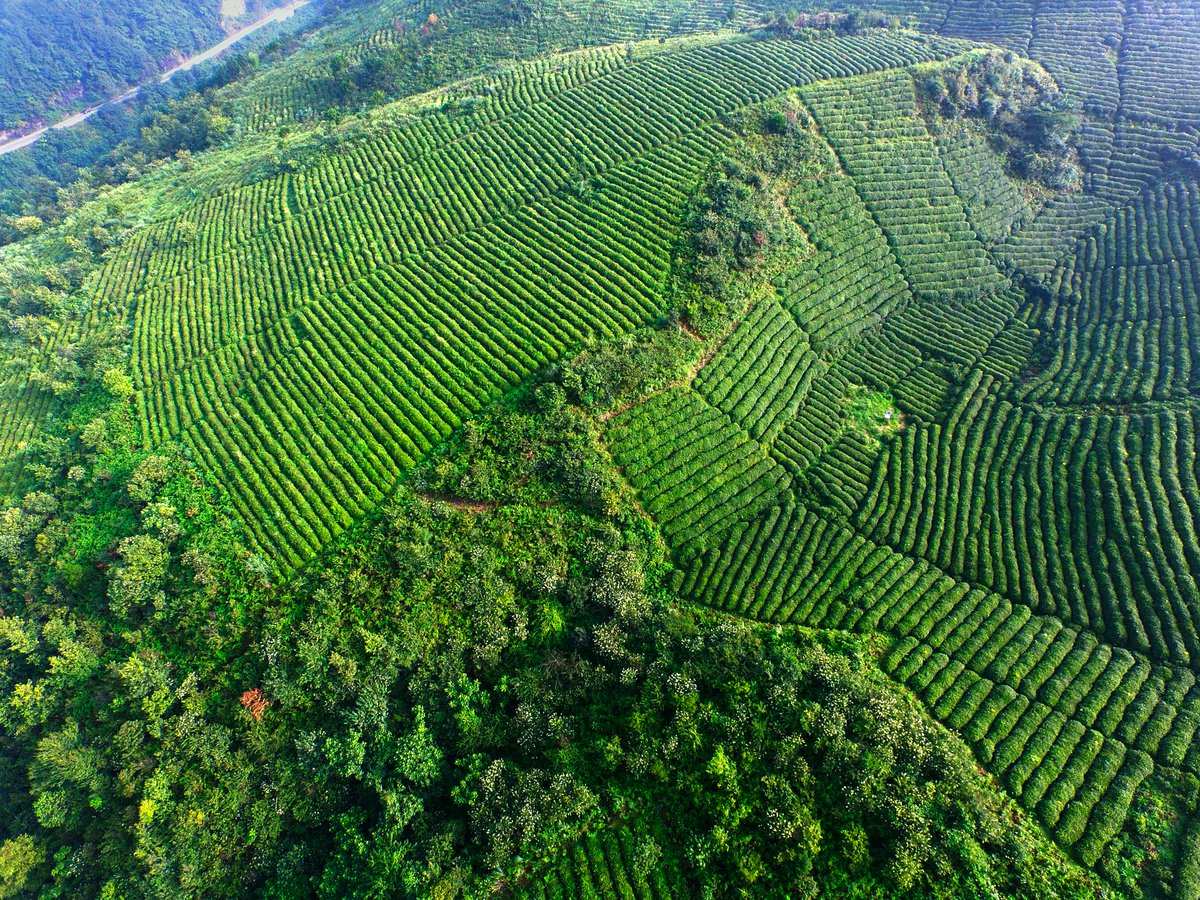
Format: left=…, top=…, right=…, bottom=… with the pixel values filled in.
left=0, top=332, right=1102, bottom=897
left=0, top=0, right=250, bottom=132
left=765, top=8, right=904, bottom=36
left=917, top=51, right=1083, bottom=192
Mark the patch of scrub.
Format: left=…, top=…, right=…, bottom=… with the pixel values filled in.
left=845, top=385, right=903, bottom=444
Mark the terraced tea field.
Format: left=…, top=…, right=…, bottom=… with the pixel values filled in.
left=4, top=0, right=1200, bottom=892
left=601, top=19, right=1200, bottom=890
left=66, top=30, right=957, bottom=567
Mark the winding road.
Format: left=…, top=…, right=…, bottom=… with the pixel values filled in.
left=0, top=0, right=312, bottom=157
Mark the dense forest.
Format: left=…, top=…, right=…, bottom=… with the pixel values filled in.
left=1, top=0, right=1200, bottom=897
left=0, top=0, right=285, bottom=132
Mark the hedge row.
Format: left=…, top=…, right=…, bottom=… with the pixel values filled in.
left=676, top=498, right=1197, bottom=866
left=1030, top=0, right=1121, bottom=114
left=607, top=387, right=793, bottom=550
left=1021, top=182, right=1200, bottom=406
left=937, top=129, right=1031, bottom=245
left=693, top=296, right=820, bottom=443
left=801, top=70, right=1008, bottom=301
left=1120, top=0, right=1200, bottom=127
left=856, top=374, right=1200, bottom=667
left=124, top=32, right=961, bottom=455
left=172, top=132, right=713, bottom=564
left=779, top=172, right=913, bottom=353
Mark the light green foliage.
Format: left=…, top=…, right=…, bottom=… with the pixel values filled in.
left=7, top=216, right=43, bottom=235
left=0, top=835, right=42, bottom=899
left=844, top=385, right=901, bottom=436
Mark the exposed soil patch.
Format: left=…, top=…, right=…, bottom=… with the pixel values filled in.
left=600, top=403, right=634, bottom=423
left=677, top=319, right=704, bottom=342
left=418, top=492, right=498, bottom=513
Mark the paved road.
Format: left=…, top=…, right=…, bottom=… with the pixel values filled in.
left=0, top=0, right=311, bottom=157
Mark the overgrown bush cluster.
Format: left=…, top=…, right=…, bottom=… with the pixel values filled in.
left=916, top=50, right=1082, bottom=192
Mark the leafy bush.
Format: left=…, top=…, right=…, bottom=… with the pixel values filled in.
left=917, top=50, right=1082, bottom=193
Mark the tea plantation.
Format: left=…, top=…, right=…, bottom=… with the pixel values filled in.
left=1, top=0, right=1200, bottom=896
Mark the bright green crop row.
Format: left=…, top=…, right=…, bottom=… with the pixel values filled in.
left=1121, top=0, right=1200, bottom=127
left=857, top=374, right=1200, bottom=667
left=693, top=296, right=819, bottom=443
left=781, top=172, right=913, bottom=351
left=801, top=70, right=1008, bottom=302
left=1022, top=182, right=1200, bottom=405
left=607, top=387, right=792, bottom=550
left=186, top=134, right=711, bottom=563
left=111, top=32, right=963, bottom=566
left=515, top=825, right=679, bottom=900
left=938, top=130, right=1031, bottom=244
left=676, top=497, right=1198, bottom=866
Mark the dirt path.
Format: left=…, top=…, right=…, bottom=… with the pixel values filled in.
left=418, top=492, right=499, bottom=513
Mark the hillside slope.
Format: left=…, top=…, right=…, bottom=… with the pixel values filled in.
left=0, top=0, right=284, bottom=132
left=1, top=1, right=1200, bottom=897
